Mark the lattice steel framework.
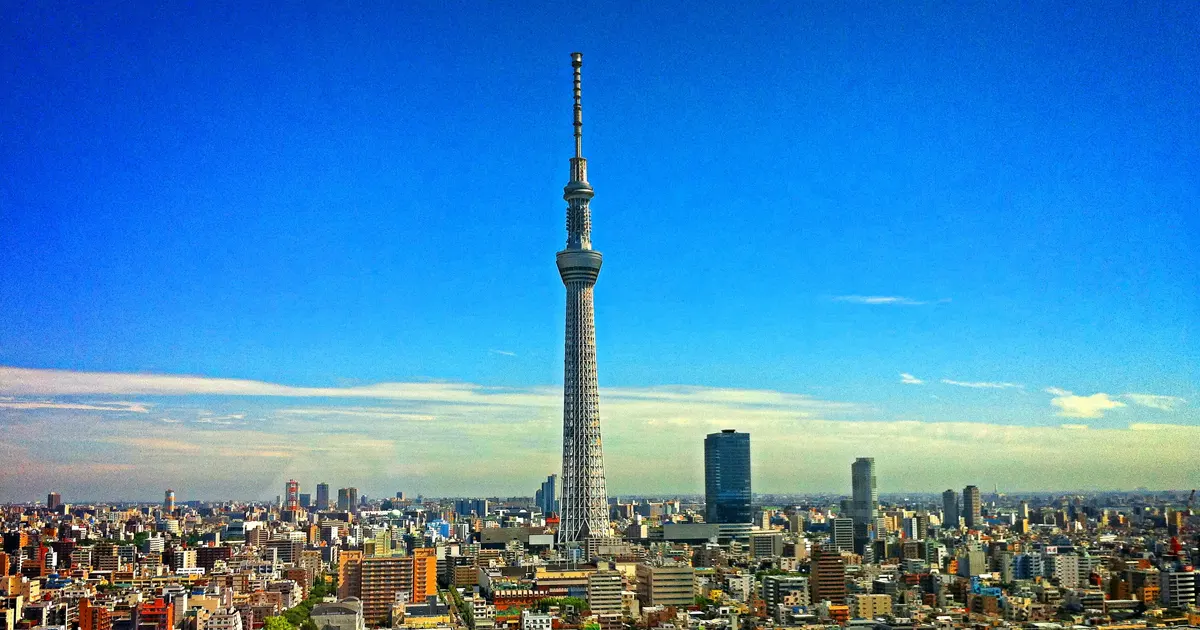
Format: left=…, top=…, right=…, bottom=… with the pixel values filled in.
left=555, top=52, right=609, bottom=544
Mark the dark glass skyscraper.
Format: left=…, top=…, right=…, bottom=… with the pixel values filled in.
left=850, top=457, right=879, bottom=553
left=704, top=429, right=751, bottom=530
left=942, top=489, right=960, bottom=529
left=316, top=483, right=330, bottom=511
left=535, top=474, right=558, bottom=515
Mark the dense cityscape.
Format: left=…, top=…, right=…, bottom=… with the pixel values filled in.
left=0, top=3, right=1195, bottom=628
left=3, top=457, right=1198, bottom=630
left=3, top=51, right=1199, bottom=630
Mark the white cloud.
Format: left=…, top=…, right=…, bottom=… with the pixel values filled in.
left=1122, top=393, right=1185, bottom=411
left=3, top=366, right=1199, bottom=501
left=1060, top=424, right=1090, bottom=430
left=0, top=366, right=546, bottom=405
left=833, top=295, right=928, bottom=305
left=1048, top=391, right=1125, bottom=419
left=941, top=379, right=1022, bottom=389
left=0, top=400, right=149, bottom=413
left=900, top=373, right=924, bottom=385
left=488, top=349, right=517, bottom=357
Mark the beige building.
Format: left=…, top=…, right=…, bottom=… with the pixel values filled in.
left=851, top=594, right=892, bottom=619
left=635, top=564, right=694, bottom=608
left=587, top=571, right=624, bottom=614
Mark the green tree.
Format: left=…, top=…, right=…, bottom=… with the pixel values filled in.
left=264, top=617, right=294, bottom=630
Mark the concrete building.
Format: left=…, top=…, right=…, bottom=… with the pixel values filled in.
left=831, top=518, right=854, bottom=552
left=811, top=546, right=847, bottom=605
left=851, top=594, right=892, bottom=619
left=749, top=531, right=783, bottom=558
left=635, top=564, right=694, bottom=608
left=201, top=609, right=243, bottom=630
left=359, top=556, right=411, bottom=626
left=1160, top=568, right=1196, bottom=608
left=311, top=599, right=364, bottom=630
left=1052, top=553, right=1081, bottom=588
left=958, top=549, right=988, bottom=578
left=587, top=570, right=623, bottom=614
left=963, top=485, right=981, bottom=528
left=316, top=483, right=331, bottom=511
left=520, top=611, right=551, bottom=630
left=763, top=575, right=809, bottom=612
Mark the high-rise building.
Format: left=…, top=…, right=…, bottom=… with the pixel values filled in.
left=811, top=545, right=847, bottom=605
left=316, top=483, right=331, bottom=511
left=412, top=547, right=438, bottom=602
left=587, top=570, right=623, bottom=614
left=339, top=550, right=434, bottom=627
left=850, top=458, right=878, bottom=552
left=337, top=488, right=358, bottom=512
left=535, top=474, right=558, bottom=516
left=556, top=52, right=610, bottom=545
left=455, top=499, right=488, bottom=518
left=705, top=429, right=752, bottom=539
left=359, top=556, right=412, bottom=626
left=298, top=493, right=311, bottom=508
left=942, top=489, right=959, bottom=529
left=46, top=492, right=62, bottom=510
left=285, top=480, right=300, bottom=512
left=831, top=518, right=855, bottom=552
left=963, top=485, right=982, bottom=528
left=164, top=489, right=176, bottom=513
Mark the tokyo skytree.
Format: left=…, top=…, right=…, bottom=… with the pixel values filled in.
left=556, top=52, right=609, bottom=544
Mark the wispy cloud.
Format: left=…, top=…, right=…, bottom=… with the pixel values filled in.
left=1045, top=387, right=1125, bottom=419
left=0, top=400, right=149, bottom=413
left=941, top=379, right=1022, bottom=389
left=3, top=366, right=1197, bottom=500
left=0, top=366, right=543, bottom=405
left=832, top=295, right=940, bottom=306
left=900, top=373, right=924, bottom=385
left=488, top=349, right=517, bottom=357
left=1122, top=393, right=1185, bottom=411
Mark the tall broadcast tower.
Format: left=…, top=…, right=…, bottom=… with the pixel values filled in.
left=556, top=52, right=610, bottom=545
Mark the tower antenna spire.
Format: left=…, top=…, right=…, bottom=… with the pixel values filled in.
left=572, top=52, right=583, bottom=159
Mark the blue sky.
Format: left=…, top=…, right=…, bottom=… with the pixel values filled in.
left=0, top=2, right=1197, bottom=501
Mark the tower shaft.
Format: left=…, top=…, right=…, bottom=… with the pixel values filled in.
left=556, top=52, right=609, bottom=544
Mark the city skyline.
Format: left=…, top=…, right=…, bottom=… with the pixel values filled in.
left=1, top=3, right=1198, bottom=501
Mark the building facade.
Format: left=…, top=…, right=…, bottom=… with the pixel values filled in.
left=963, top=485, right=982, bottom=528
left=942, top=489, right=959, bottom=529
left=704, top=429, right=752, bottom=538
